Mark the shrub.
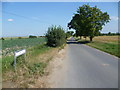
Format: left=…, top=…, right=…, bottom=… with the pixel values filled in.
left=29, top=35, right=37, bottom=38
left=46, top=25, right=66, bottom=47
left=18, top=37, right=22, bottom=39
left=1, top=37, right=4, bottom=40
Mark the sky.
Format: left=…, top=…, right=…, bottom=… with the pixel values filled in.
left=2, top=2, right=118, bottom=37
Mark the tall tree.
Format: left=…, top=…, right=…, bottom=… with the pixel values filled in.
left=68, top=4, right=110, bottom=41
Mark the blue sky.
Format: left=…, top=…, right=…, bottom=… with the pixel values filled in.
left=2, top=2, right=118, bottom=37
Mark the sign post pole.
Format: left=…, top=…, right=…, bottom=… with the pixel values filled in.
left=14, top=49, right=26, bottom=70
left=24, top=51, right=26, bottom=63
left=14, top=54, right=16, bottom=70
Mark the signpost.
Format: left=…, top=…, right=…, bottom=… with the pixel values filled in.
left=14, top=49, right=26, bottom=70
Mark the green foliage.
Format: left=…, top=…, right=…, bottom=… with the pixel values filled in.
left=68, top=4, right=110, bottom=41
left=2, top=38, right=52, bottom=85
left=2, top=56, right=14, bottom=72
left=28, top=62, right=47, bottom=75
left=1, top=37, right=5, bottom=40
left=2, top=54, right=26, bottom=73
left=18, top=37, right=22, bottom=39
left=29, top=35, right=37, bottom=38
left=87, top=41, right=119, bottom=58
left=108, top=32, right=111, bottom=35
left=66, top=31, right=74, bottom=38
left=28, top=44, right=51, bottom=57
left=2, top=44, right=51, bottom=73
left=2, top=38, right=46, bottom=56
left=46, top=25, right=66, bottom=47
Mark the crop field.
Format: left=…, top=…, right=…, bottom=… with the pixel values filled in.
left=93, top=36, right=119, bottom=43
left=78, top=36, right=119, bottom=43
left=1, top=37, right=46, bottom=57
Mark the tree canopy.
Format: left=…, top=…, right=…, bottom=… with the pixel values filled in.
left=66, top=31, right=74, bottom=38
left=68, top=4, right=110, bottom=41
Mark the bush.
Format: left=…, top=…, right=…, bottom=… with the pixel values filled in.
left=46, top=25, right=66, bottom=47
left=18, top=37, right=22, bottom=39
left=29, top=35, right=37, bottom=38
left=1, top=37, right=4, bottom=40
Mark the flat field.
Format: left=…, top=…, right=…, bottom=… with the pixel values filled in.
left=93, top=36, right=118, bottom=43
left=1, top=37, right=46, bottom=56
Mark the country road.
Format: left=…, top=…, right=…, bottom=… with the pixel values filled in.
left=48, top=37, right=118, bottom=88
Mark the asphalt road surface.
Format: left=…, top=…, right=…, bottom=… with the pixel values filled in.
left=50, top=37, right=118, bottom=88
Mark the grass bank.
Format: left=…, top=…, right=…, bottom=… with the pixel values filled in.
left=2, top=44, right=51, bottom=72
left=2, top=43, right=66, bottom=88
left=86, top=41, right=119, bottom=58
left=76, top=36, right=119, bottom=58
left=2, top=43, right=52, bottom=87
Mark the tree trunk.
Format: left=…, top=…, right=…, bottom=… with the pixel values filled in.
left=90, top=36, right=93, bottom=42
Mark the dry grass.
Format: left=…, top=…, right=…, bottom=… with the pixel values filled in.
left=79, top=36, right=119, bottom=44
left=2, top=47, right=59, bottom=88
left=93, top=36, right=119, bottom=42
left=2, top=37, right=28, bottom=40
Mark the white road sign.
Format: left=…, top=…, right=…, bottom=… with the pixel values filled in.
left=15, top=49, right=26, bottom=57
left=14, top=49, right=26, bottom=70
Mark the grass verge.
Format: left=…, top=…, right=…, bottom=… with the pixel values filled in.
left=2, top=44, right=52, bottom=87
left=77, top=39, right=119, bottom=58
left=86, top=41, right=119, bottom=58
left=2, top=43, right=65, bottom=88
left=2, top=44, right=51, bottom=73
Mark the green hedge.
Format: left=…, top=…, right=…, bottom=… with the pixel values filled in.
left=46, top=25, right=66, bottom=47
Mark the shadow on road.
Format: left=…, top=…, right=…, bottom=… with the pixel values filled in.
left=67, top=40, right=90, bottom=44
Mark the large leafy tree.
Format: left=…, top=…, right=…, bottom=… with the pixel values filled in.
left=68, top=4, right=110, bottom=41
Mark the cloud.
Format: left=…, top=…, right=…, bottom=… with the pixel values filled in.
left=110, top=16, right=119, bottom=21
left=8, top=19, right=13, bottom=21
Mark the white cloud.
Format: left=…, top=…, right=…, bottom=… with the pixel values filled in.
left=8, top=19, right=13, bottom=21
left=110, top=16, right=119, bottom=21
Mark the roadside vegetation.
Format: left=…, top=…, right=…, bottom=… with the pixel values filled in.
left=75, top=36, right=119, bottom=58
left=1, top=37, right=46, bottom=56
left=2, top=44, right=57, bottom=88
left=68, top=4, right=110, bottom=41
left=67, top=4, right=119, bottom=58
left=2, top=25, right=67, bottom=88
left=2, top=3, right=118, bottom=88
left=66, top=31, right=74, bottom=39
left=2, top=37, right=52, bottom=88
left=45, top=25, right=66, bottom=47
